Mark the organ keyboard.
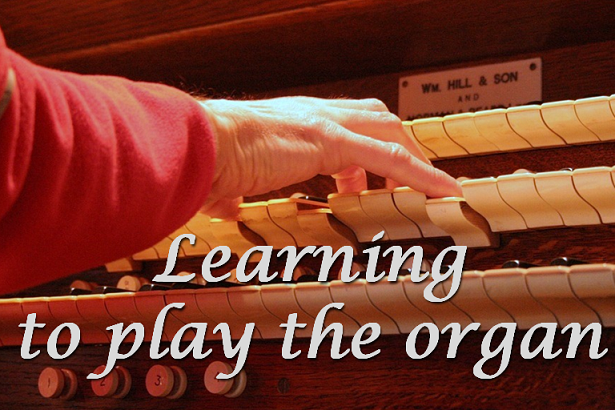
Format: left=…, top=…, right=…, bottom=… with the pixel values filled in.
left=1, top=263, right=614, bottom=344
left=107, top=156, right=615, bottom=264
left=406, top=95, right=615, bottom=159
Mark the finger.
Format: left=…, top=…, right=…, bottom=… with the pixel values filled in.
left=331, top=166, right=368, bottom=193
left=340, top=132, right=461, bottom=198
left=385, top=178, right=402, bottom=190
left=201, top=196, right=243, bottom=219
left=319, top=98, right=390, bottom=112
left=334, top=109, right=432, bottom=165
left=400, top=124, right=433, bottom=166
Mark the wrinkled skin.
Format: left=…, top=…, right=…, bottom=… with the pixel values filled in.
left=199, top=97, right=461, bottom=218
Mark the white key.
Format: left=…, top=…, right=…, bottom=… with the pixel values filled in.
left=482, top=268, right=556, bottom=329
left=21, top=297, right=62, bottom=345
left=260, top=284, right=314, bottom=339
left=227, top=286, right=286, bottom=339
left=569, top=264, right=615, bottom=327
left=540, top=100, right=599, bottom=144
left=296, top=209, right=359, bottom=253
left=133, top=291, right=187, bottom=342
left=77, top=294, right=124, bottom=344
left=402, top=276, right=473, bottom=328
left=0, top=298, right=26, bottom=346
left=185, top=213, right=221, bottom=250
left=294, top=282, right=360, bottom=337
left=194, top=289, right=262, bottom=340
left=572, top=167, right=615, bottom=224
left=151, top=235, right=186, bottom=260
left=48, top=296, right=110, bottom=345
left=403, top=122, right=438, bottom=159
left=132, top=246, right=160, bottom=261
left=410, top=117, right=468, bottom=158
left=442, top=112, right=499, bottom=154
left=525, top=266, right=599, bottom=327
left=267, top=198, right=326, bottom=247
left=392, top=188, right=448, bottom=237
left=329, top=280, right=400, bottom=335
left=461, top=177, right=527, bottom=232
left=359, top=189, right=422, bottom=240
left=240, top=202, right=297, bottom=249
left=442, top=270, right=513, bottom=330
left=165, top=290, right=218, bottom=342
left=534, top=170, right=600, bottom=226
left=168, top=226, right=196, bottom=256
left=574, top=96, right=615, bottom=141
left=474, top=108, right=531, bottom=150
left=105, top=258, right=142, bottom=273
left=506, top=105, right=566, bottom=147
left=210, top=219, right=265, bottom=259
left=425, top=197, right=498, bottom=248
left=496, top=172, right=563, bottom=228
left=365, top=279, right=435, bottom=333
left=328, top=193, right=385, bottom=242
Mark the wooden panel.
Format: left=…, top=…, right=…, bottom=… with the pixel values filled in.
left=0, top=332, right=612, bottom=409
left=2, top=0, right=613, bottom=94
left=261, top=40, right=615, bottom=115
left=0, top=0, right=335, bottom=56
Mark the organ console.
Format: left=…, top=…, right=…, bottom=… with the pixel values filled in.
left=1, top=0, right=615, bottom=409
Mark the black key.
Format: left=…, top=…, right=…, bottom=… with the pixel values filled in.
left=138, top=283, right=172, bottom=292
left=398, top=266, right=436, bottom=276
left=92, top=286, right=130, bottom=294
left=502, top=260, right=538, bottom=269
left=170, top=282, right=206, bottom=290
left=70, top=287, right=92, bottom=296
left=295, top=195, right=328, bottom=204
left=262, top=276, right=282, bottom=284
left=295, top=274, right=321, bottom=283
left=260, top=277, right=297, bottom=285
left=550, top=257, right=588, bottom=266
left=434, top=265, right=452, bottom=273
left=204, top=281, right=242, bottom=288
left=398, top=269, right=412, bottom=276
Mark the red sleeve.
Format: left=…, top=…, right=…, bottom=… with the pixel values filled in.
left=0, top=31, right=216, bottom=293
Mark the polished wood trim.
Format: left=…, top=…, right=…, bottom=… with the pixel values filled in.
left=0, top=0, right=335, bottom=56
left=3, top=0, right=613, bottom=94
left=259, top=40, right=615, bottom=114
left=1, top=331, right=612, bottom=409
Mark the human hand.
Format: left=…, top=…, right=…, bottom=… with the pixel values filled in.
left=198, top=97, right=461, bottom=218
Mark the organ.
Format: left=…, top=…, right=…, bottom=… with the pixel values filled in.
left=1, top=0, right=615, bottom=409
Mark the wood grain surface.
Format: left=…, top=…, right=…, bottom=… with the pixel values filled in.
left=2, top=0, right=614, bottom=94
left=259, top=40, right=615, bottom=115
left=0, top=330, right=612, bottom=409
left=0, top=0, right=335, bottom=56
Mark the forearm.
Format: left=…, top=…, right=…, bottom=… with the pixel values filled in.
left=0, top=46, right=215, bottom=293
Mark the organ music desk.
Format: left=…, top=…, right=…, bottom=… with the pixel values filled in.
left=1, top=1, right=615, bottom=409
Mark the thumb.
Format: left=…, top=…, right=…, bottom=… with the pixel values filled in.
left=201, top=196, right=243, bottom=219
left=331, top=166, right=368, bottom=193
